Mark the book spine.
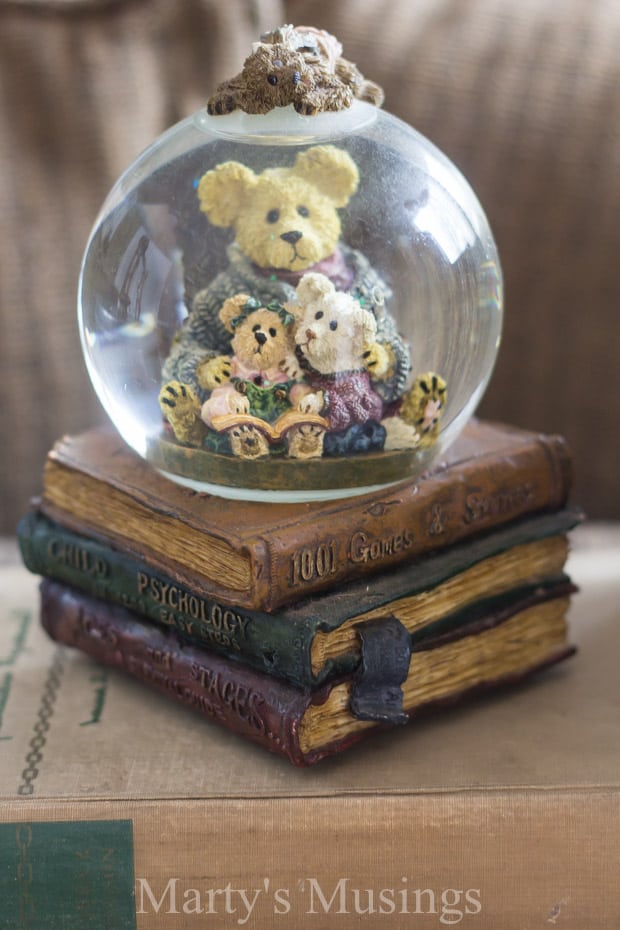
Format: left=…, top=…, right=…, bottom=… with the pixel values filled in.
left=39, top=579, right=315, bottom=767
left=19, top=508, right=582, bottom=692
left=2, top=792, right=618, bottom=930
left=18, top=510, right=316, bottom=687
left=39, top=489, right=277, bottom=615
left=259, top=434, right=574, bottom=610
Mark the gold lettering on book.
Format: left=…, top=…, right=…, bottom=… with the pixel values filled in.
left=48, top=538, right=109, bottom=578
left=290, top=530, right=416, bottom=583
left=190, top=663, right=267, bottom=733
left=157, top=609, right=241, bottom=652
left=290, top=540, right=339, bottom=587
left=135, top=573, right=251, bottom=640
left=428, top=503, right=447, bottom=536
left=145, top=646, right=173, bottom=670
left=126, top=657, right=225, bottom=723
left=463, top=484, right=535, bottom=524
left=349, top=529, right=413, bottom=565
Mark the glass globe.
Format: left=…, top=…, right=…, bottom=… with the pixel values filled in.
left=78, top=101, right=502, bottom=502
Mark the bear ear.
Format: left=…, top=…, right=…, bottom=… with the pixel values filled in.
left=295, top=272, right=335, bottom=306
left=219, top=293, right=252, bottom=332
left=293, top=145, right=359, bottom=207
left=359, top=306, right=378, bottom=350
left=283, top=299, right=304, bottom=322
left=197, top=162, right=258, bottom=227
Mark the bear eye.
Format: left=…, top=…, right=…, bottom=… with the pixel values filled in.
left=267, top=74, right=278, bottom=86
left=297, top=205, right=310, bottom=217
left=252, top=324, right=261, bottom=332
left=269, top=327, right=277, bottom=337
left=266, top=209, right=280, bottom=224
left=329, top=320, right=338, bottom=331
left=314, top=310, right=324, bottom=320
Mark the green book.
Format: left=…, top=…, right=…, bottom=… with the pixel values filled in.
left=18, top=507, right=581, bottom=689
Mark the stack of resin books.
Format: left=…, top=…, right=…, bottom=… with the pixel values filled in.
left=18, top=418, right=582, bottom=766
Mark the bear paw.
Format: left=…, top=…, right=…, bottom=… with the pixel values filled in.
left=279, top=354, right=304, bottom=382
left=400, top=372, right=447, bottom=448
left=207, top=89, right=237, bottom=116
left=363, top=342, right=395, bottom=380
left=286, top=424, right=325, bottom=460
left=197, top=355, right=233, bottom=393
left=296, top=390, right=325, bottom=416
left=229, top=425, right=270, bottom=459
left=159, top=381, right=206, bottom=447
left=381, top=416, right=420, bottom=451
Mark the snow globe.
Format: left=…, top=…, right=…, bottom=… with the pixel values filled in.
left=78, top=25, right=503, bottom=502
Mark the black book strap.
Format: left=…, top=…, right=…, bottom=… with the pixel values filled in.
left=350, top=615, right=411, bottom=724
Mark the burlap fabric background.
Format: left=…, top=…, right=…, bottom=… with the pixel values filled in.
left=1, top=0, right=618, bottom=530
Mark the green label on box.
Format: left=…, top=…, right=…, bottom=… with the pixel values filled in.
left=0, top=820, right=136, bottom=929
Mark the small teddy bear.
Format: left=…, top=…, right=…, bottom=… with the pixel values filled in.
left=287, top=273, right=421, bottom=455
left=160, top=293, right=327, bottom=459
left=161, top=144, right=410, bottom=412
left=207, top=24, right=383, bottom=116
left=200, top=294, right=299, bottom=459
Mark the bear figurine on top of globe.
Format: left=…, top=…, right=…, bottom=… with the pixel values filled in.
left=78, top=24, right=503, bottom=502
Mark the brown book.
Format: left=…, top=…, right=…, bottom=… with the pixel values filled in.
left=1, top=532, right=618, bottom=928
left=39, top=578, right=576, bottom=767
left=40, top=419, right=573, bottom=612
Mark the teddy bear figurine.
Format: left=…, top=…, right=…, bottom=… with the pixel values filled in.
left=160, top=143, right=411, bottom=447
left=207, top=24, right=383, bottom=116
left=286, top=273, right=435, bottom=455
left=79, top=23, right=502, bottom=498
left=161, top=292, right=328, bottom=460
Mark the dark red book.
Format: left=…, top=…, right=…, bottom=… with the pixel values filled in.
left=40, top=578, right=576, bottom=766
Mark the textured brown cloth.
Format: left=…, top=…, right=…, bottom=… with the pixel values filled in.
left=1, top=0, right=618, bottom=530
left=287, top=0, right=620, bottom=518
left=0, top=0, right=284, bottom=531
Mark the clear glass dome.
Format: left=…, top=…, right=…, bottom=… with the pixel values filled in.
left=79, top=101, right=502, bottom=502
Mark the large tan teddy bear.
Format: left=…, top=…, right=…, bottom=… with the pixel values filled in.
left=160, top=144, right=411, bottom=443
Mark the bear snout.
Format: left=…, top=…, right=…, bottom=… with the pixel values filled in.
left=254, top=330, right=267, bottom=346
left=280, top=230, right=303, bottom=245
